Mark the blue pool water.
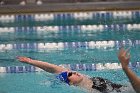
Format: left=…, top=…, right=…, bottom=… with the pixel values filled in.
left=0, top=10, right=140, bottom=93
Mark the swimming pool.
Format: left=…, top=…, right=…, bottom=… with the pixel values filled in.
left=0, top=10, right=140, bottom=93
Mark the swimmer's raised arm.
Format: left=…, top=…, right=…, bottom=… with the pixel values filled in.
left=17, top=56, right=126, bottom=93
left=118, top=48, right=140, bottom=93
left=17, top=56, right=69, bottom=74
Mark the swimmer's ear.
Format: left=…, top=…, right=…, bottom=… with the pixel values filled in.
left=69, top=82, right=73, bottom=85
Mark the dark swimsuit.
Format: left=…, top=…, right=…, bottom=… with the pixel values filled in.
left=91, top=77, right=124, bottom=93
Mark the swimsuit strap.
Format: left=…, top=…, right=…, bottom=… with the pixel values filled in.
left=91, top=77, right=123, bottom=93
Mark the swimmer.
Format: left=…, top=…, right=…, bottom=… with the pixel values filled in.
left=17, top=56, right=126, bottom=93
left=118, top=48, right=140, bottom=93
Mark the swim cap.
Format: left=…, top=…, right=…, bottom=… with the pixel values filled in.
left=57, top=72, right=70, bottom=85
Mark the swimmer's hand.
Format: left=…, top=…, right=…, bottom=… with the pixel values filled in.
left=16, top=56, right=33, bottom=63
left=118, top=48, right=130, bottom=70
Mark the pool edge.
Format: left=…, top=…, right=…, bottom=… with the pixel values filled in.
left=0, top=1, right=140, bottom=14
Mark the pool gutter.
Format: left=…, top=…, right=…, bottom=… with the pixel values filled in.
left=0, top=1, right=140, bottom=14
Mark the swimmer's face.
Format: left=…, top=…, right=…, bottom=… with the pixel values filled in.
left=67, top=72, right=83, bottom=85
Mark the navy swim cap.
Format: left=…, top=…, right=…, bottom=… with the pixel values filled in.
left=57, top=72, right=70, bottom=85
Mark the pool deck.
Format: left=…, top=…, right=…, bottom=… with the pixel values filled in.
left=0, top=1, right=140, bottom=14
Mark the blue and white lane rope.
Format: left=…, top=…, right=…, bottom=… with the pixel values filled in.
left=0, top=24, right=140, bottom=33
left=0, top=40, right=139, bottom=51
left=0, top=11, right=140, bottom=22
left=0, top=62, right=140, bottom=73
